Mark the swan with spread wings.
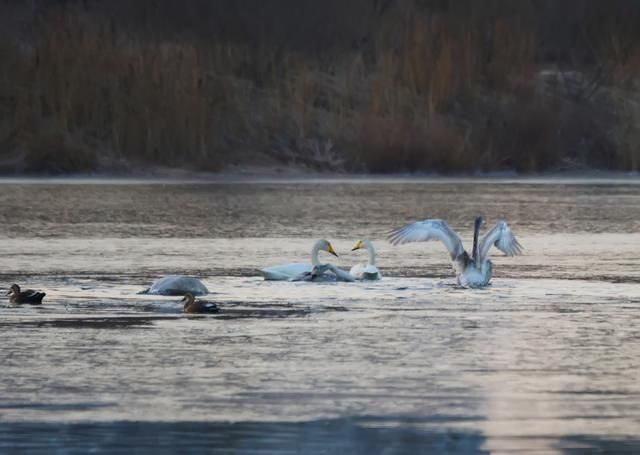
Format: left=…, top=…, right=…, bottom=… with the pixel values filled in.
left=388, top=217, right=523, bottom=287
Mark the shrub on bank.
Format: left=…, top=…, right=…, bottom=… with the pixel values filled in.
left=0, top=0, right=638, bottom=174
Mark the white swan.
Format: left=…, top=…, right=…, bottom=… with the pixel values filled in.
left=260, top=239, right=338, bottom=281
left=388, top=217, right=523, bottom=288
left=349, top=240, right=382, bottom=280
left=139, top=275, right=209, bottom=296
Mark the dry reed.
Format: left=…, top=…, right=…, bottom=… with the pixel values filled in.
left=0, top=0, right=639, bottom=174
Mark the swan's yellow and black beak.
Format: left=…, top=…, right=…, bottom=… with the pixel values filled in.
left=326, top=243, right=338, bottom=257
left=351, top=240, right=364, bottom=251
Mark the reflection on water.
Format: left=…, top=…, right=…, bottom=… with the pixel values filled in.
left=1, top=180, right=639, bottom=453
left=1, top=419, right=638, bottom=454
left=0, top=418, right=489, bottom=454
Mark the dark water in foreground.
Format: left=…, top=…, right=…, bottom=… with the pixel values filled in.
left=1, top=179, right=639, bottom=454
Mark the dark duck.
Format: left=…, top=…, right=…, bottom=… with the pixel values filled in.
left=6, top=284, right=46, bottom=304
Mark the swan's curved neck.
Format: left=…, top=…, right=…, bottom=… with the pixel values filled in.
left=311, top=241, right=323, bottom=265
left=471, top=218, right=481, bottom=266
left=363, top=240, right=376, bottom=266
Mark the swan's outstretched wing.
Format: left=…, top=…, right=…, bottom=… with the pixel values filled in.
left=387, top=219, right=465, bottom=260
left=479, top=221, right=523, bottom=261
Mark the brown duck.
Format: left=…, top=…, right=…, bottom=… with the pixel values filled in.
left=6, top=284, right=46, bottom=305
left=181, top=292, right=218, bottom=314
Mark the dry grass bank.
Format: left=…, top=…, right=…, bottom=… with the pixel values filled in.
left=1, top=0, right=639, bottom=174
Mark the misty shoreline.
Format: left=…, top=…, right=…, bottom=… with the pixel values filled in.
left=0, top=166, right=638, bottom=185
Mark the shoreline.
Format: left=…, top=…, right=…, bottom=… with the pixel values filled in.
left=0, top=168, right=638, bottom=185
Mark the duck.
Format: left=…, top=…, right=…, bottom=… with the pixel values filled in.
left=388, top=217, right=523, bottom=288
left=181, top=292, right=219, bottom=314
left=350, top=240, right=382, bottom=280
left=260, top=239, right=339, bottom=281
left=6, top=284, right=46, bottom=304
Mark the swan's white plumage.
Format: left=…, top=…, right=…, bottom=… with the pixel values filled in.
left=142, top=275, right=209, bottom=296
left=261, top=263, right=312, bottom=281
left=388, top=218, right=522, bottom=288
left=479, top=221, right=523, bottom=261
left=349, top=263, right=381, bottom=280
left=456, top=261, right=493, bottom=288
left=388, top=219, right=464, bottom=259
left=260, top=239, right=338, bottom=281
left=350, top=240, right=381, bottom=280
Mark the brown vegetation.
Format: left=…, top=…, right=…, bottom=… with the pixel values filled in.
left=0, top=0, right=639, bottom=174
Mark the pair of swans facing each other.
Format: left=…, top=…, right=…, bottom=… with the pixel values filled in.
left=260, top=239, right=381, bottom=282
left=388, top=217, right=523, bottom=288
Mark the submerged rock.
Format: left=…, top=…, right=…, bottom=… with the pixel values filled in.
left=139, top=275, right=209, bottom=296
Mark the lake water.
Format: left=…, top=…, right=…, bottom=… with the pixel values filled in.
left=1, top=179, right=639, bottom=454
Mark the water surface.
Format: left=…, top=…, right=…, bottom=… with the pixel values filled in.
left=1, top=180, right=639, bottom=454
